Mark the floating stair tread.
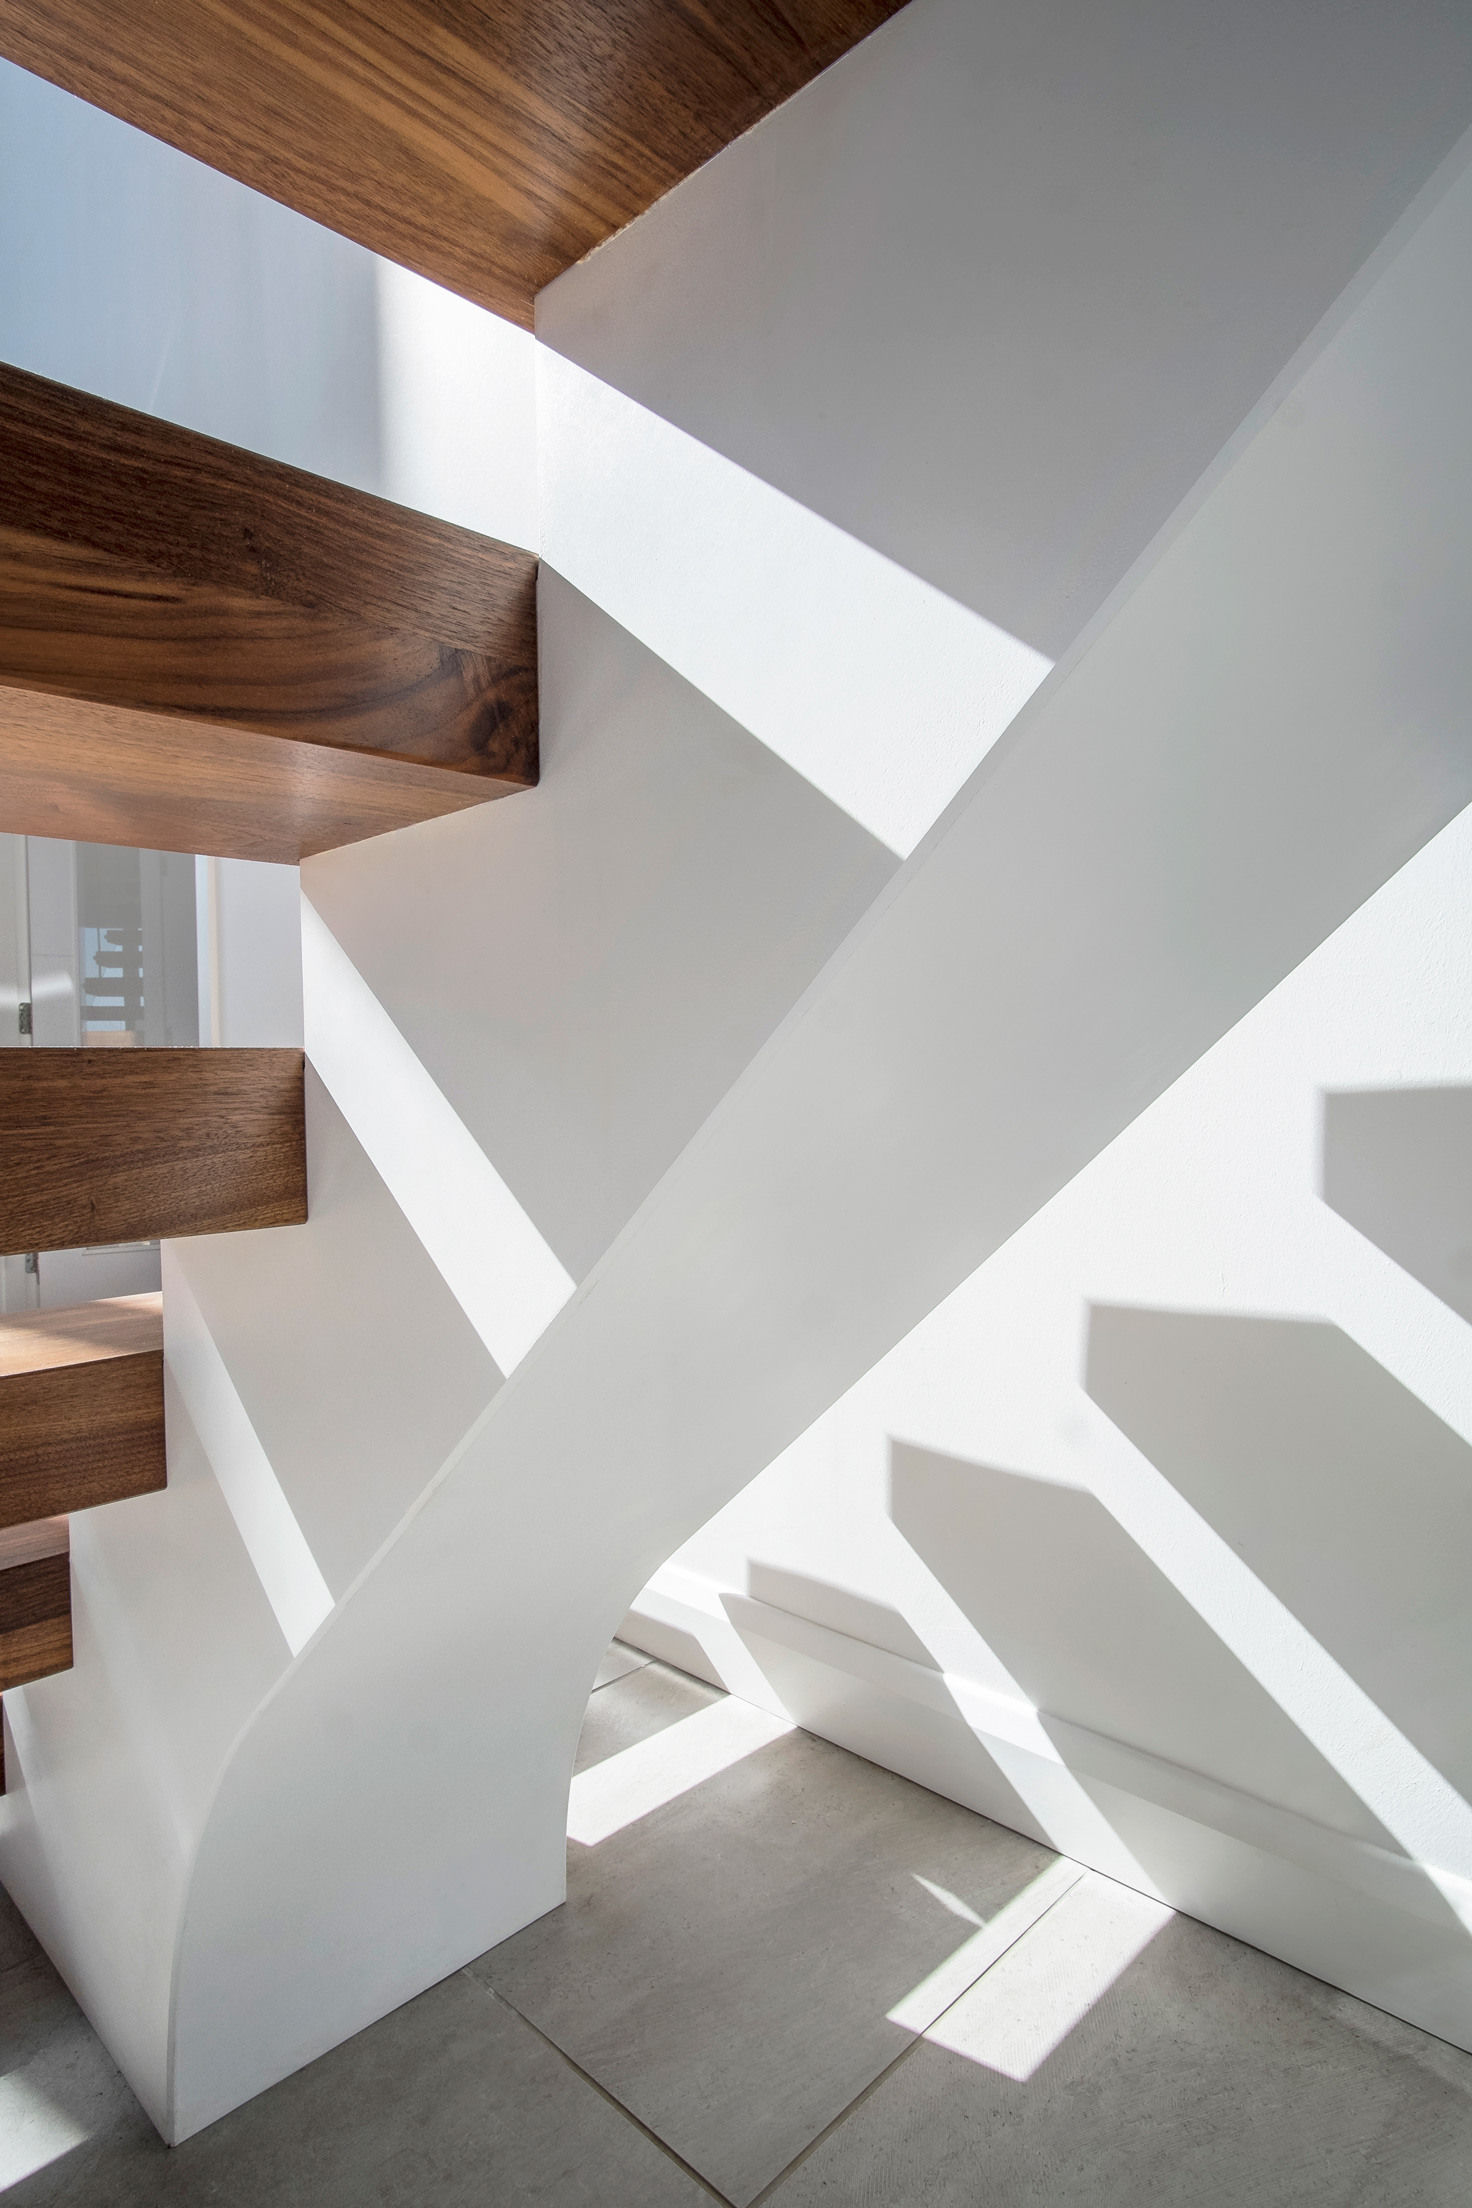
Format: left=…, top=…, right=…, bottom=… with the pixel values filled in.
left=0, top=1292, right=162, bottom=1377
left=0, top=363, right=538, bottom=859
left=0, top=1, right=908, bottom=327
left=0, top=1047, right=307, bottom=1253
left=0, top=688, right=509, bottom=864
left=0, top=1517, right=71, bottom=1695
left=0, top=1296, right=167, bottom=1532
left=0, top=1518, right=69, bottom=1569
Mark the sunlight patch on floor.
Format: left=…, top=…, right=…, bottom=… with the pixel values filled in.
left=0, top=2068, right=90, bottom=2188
left=568, top=1696, right=793, bottom=1847
left=923, top=1869, right=1170, bottom=2081
left=888, top=1857, right=1086, bottom=2035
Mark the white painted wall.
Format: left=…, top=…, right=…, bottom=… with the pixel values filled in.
left=195, top=859, right=304, bottom=1050
left=541, top=0, right=1472, bottom=658
left=5, top=0, right=1472, bottom=2144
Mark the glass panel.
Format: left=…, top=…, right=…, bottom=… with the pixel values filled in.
left=76, top=842, right=198, bottom=1047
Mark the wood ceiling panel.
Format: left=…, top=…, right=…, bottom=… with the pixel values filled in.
left=0, top=0, right=908, bottom=326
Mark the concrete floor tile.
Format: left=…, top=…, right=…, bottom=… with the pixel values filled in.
left=575, top=1655, right=722, bottom=1775
left=764, top=1885, right=1472, bottom=2207
left=593, top=1641, right=654, bottom=1691
left=3, top=1960, right=711, bottom=2206
left=0, top=1878, right=44, bottom=1979
left=0, top=1951, right=148, bottom=2198
left=477, top=1714, right=1055, bottom=2204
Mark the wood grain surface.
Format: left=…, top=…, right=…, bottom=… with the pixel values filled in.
left=0, top=524, right=529, bottom=777
left=0, top=1518, right=69, bottom=1567
left=0, top=1520, right=71, bottom=1694
left=0, top=363, right=535, bottom=648
left=0, top=1049, right=308, bottom=1252
left=0, top=1292, right=163, bottom=1378
left=0, top=1296, right=166, bottom=1531
left=0, top=687, right=514, bottom=862
left=0, top=366, right=538, bottom=839
left=0, top=1, right=907, bottom=325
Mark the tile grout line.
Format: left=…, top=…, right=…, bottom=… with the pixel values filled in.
left=745, top=2033, right=930, bottom=2207
left=461, top=1969, right=738, bottom=2206
left=745, top=1856, right=1088, bottom=2204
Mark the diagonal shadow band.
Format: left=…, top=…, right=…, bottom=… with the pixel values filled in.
left=888, top=1433, right=1472, bottom=1982
left=1085, top=1306, right=1472, bottom=1809
left=889, top=1440, right=1389, bottom=1854
left=1322, top=1085, right=1472, bottom=1326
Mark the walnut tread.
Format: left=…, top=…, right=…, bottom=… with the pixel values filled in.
left=0, top=1519, right=71, bottom=1695
left=0, top=0, right=907, bottom=326
left=0, top=1050, right=308, bottom=1253
left=0, top=363, right=537, bottom=858
left=0, top=1295, right=166, bottom=1532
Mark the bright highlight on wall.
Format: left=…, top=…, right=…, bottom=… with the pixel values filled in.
left=165, top=1259, right=334, bottom=1656
left=538, top=348, right=1052, bottom=856
left=300, top=898, right=575, bottom=1375
left=376, top=262, right=538, bottom=549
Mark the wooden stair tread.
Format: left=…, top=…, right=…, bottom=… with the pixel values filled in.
left=0, top=1518, right=69, bottom=1570
left=0, top=1, right=908, bottom=328
left=0, top=689, right=510, bottom=864
left=0, top=1292, right=167, bottom=1532
left=0, top=1518, right=71, bottom=1696
left=0, top=1047, right=307, bottom=1253
left=0, top=1293, right=163, bottom=1377
left=0, top=364, right=537, bottom=860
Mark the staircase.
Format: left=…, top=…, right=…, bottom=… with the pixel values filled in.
left=0, top=305, right=538, bottom=1773
left=0, top=1044, right=307, bottom=1774
left=0, top=2, right=913, bottom=2089
left=3, top=0, right=1472, bottom=2152
left=0, top=290, right=532, bottom=1777
left=0, top=1292, right=160, bottom=1783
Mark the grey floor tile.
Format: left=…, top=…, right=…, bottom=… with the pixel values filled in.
left=0, top=1877, right=45, bottom=1978
left=765, top=1880, right=1472, bottom=2208
left=3, top=1955, right=712, bottom=2207
left=477, top=1713, right=1055, bottom=2205
left=593, top=1641, right=654, bottom=1691
left=575, top=1655, right=722, bottom=1774
left=0, top=1949, right=148, bottom=2198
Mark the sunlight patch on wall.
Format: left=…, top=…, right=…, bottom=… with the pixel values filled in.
left=164, top=1259, right=333, bottom=1657
left=568, top=1697, right=793, bottom=1847
left=1091, top=1428, right=1472, bottom=1906
left=539, top=347, right=1052, bottom=857
left=301, top=898, right=575, bottom=1374
left=376, top=263, right=539, bottom=550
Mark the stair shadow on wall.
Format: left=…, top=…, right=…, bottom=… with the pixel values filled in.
left=720, top=1561, right=1046, bottom=1844
left=1322, top=1085, right=1472, bottom=1325
left=889, top=1436, right=1470, bottom=1961
left=1086, top=1305, right=1472, bottom=1813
